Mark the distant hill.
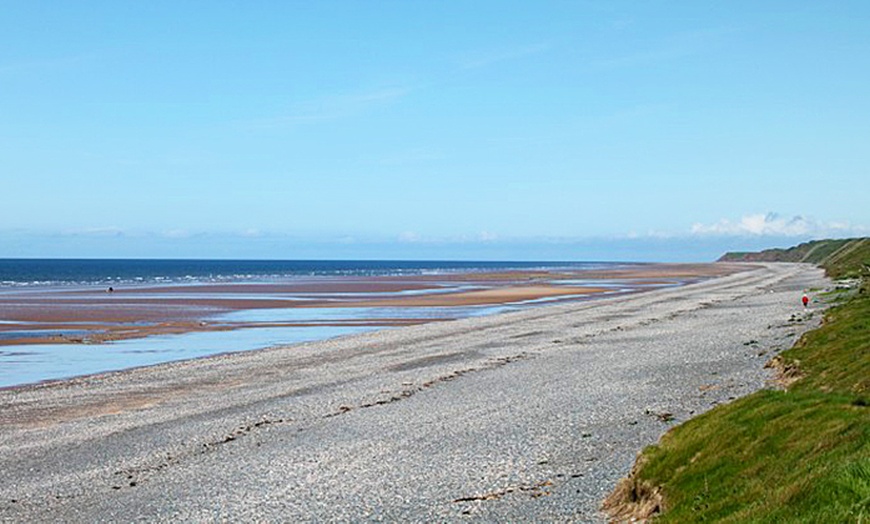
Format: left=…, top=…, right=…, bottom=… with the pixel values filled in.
left=719, top=237, right=870, bottom=279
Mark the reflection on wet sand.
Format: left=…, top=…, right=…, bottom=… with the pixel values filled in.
left=0, top=264, right=746, bottom=348
left=0, top=264, right=753, bottom=387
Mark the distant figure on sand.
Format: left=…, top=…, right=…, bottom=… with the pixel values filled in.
left=802, top=293, right=809, bottom=307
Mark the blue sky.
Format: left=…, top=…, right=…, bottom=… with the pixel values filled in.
left=1, top=1, right=868, bottom=261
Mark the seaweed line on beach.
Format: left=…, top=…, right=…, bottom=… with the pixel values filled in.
left=108, top=414, right=295, bottom=492
left=325, top=352, right=534, bottom=419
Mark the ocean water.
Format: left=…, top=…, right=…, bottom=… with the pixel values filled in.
left=0, top=259, right=626, bottom=388
left=0, top=259, right=613, bottom=288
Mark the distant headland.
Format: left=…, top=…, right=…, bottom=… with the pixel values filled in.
left=719, top=237, right=869, bottom=279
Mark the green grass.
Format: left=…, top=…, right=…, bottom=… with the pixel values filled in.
left=819, top=287, right=853, bottom=302
left=718, top=239, right=850, bottom=263
left=786, top=283, right=870, bottom=398
left=719, top=238, right=870, bottom=278
left=638, top=392, right=869, bottom=522
left=611, top=239, right=870, bottom=522
left=824, top=239, right=870, bottom=280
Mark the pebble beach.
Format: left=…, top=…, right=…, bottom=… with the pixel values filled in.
left=0, top=262, right=828, bottom=522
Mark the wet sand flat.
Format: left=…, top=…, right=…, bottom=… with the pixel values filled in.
left=0, top=263, right=828, bottom=521
left=0, top=264, right=741, bottom=346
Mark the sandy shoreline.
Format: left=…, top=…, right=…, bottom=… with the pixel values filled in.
left=0, top=263, right=739, bottom=347
left=0, top=263, right=827, bottom=521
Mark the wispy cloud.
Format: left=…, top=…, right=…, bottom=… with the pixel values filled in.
left=691, top=213, right=867, bottom=237
left=239, top=228, right=263, bottom=238
left=590, top=26, right=739, bottom=69
left=395, top=231, right=503, bottom=244
left=163, top=229, right=193, bottom=239
left=609, top=18, right=636, bottom=31
left=397, top=231, right=422, bottom=243
left=378, top=148, right=445, bottom=166
left=458, top=42, right=552, bottom=70
left=244, top=87, right=410, bottom=129
left=61, top=227, right=126, bottom=237
left=0, top=53, right=98, bottom=76
left=478, top=231, right=498, bottom=242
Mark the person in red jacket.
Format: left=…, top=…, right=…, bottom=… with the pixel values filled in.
left=802, top=293, right=809, bottom=307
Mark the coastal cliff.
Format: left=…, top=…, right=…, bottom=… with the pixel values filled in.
left=719, top=237, right=870, bottom=279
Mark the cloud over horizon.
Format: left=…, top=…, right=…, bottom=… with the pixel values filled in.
left=690, top=213, right=867, bottom=238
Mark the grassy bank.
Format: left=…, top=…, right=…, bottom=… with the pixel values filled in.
left=718, top=238, right=869, bottom=273
left=605, top=239, right=870, bottom=522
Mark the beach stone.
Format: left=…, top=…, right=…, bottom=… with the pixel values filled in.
left=0, top=263, right=828, bottom=522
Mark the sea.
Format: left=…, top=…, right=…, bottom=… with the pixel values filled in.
left=0, top=258, right=610, bottom=288
left=0, top=259, right=626, bottom=388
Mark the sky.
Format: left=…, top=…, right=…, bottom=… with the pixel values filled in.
left=1, top=1, right=868, bottom=261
